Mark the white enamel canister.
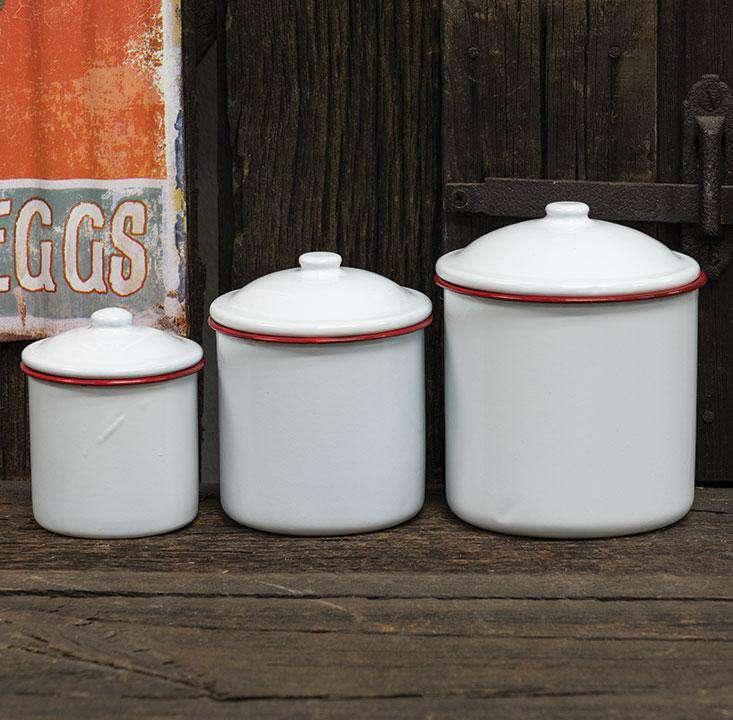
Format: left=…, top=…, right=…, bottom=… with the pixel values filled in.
left=209, top=251, right=432, bottom=535
left=21, top=308, right=204, bottom=538
left=436, top=202, right=705, bottom=538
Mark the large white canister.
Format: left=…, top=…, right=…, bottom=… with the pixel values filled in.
left=21, top=308, right=204, bottom=538
left=209, top=251, right=432, bottom=535
left=436, top=202, right=706, bottom=538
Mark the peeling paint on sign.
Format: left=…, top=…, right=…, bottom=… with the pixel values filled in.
left=0, top=0, right=186, bottom=340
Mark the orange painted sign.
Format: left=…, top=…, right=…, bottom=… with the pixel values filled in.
left=0, top=0, right=185, bottom=339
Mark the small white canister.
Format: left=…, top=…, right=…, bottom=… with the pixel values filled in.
left=21, top=308, right=204, bottom=538
left=209, top=251, right=432, bottom=535
left=436, top=202, right=706, bottom=538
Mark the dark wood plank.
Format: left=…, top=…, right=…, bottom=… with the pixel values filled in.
left=1, top=568, right=730, bottom=599
left=442, top=0, right=542, bottom=182
left=0, top=598, right=730, bottom=709
left=225, top=0, right=442, bottom=284
left=181, top=0, right=211, bottom=488
left=442, top=0, right=542, bottom=250
left=543, top=0, right=658, bottom=245
left=0, top=343, right=29, bottom=480
left=0, top=485, right=729, bottom=718
left=0, top=482, right=728, bottom=577
left=545, top=0, right=657, bottom=183
left=0, top=572, right=730, bottom=718
left=5, top=589, right=730, bottom=636
left=0, top=694, right=728, bottom=720
left=181, top=0, right=206, bottom=493
left=224, top=0, right=442, bottom=481
left=194, top=0, right=217, bottom=63
left=442, top=0, right=657, bottom=239
left=671, top=0, right=732, bottom=483
left=182, top=0, right=207, bottom=349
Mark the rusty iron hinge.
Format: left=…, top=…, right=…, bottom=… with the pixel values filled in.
left=445, top=74, right=733, bottom=279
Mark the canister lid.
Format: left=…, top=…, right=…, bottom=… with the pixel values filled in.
left=436, top=202, right=703, bottom=298
left=21, top=308, right=203, bottom=382
left=209, top=252, right=432, bottom=338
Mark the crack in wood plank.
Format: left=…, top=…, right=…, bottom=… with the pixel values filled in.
left=8, top=632, right=217, bottom=700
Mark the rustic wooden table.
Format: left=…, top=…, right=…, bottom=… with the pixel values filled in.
left=0, top=481, right=730, bottom=719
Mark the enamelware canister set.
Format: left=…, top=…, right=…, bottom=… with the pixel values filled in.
left=20, top=202, right=706, bottom=539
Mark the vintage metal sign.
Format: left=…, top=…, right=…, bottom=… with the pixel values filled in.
left=0, top=0, right=186, bottom=340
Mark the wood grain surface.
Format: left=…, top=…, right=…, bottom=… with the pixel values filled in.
left=0, top=483, right=730, bottom=718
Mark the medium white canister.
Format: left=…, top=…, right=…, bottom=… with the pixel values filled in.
left=436, top=201, right=706, bottom=538
left=21, top=308, right=204, bottom=538
left=209, top=251, right=432, bottom=535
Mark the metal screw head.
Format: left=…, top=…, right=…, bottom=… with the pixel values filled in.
left=702, top=409, right=715, bottom=423
left=608, top=45, right=622, bottom=59
left=452, top=190, right=469, bottom=210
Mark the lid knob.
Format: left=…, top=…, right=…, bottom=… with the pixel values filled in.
left=91, top=307, right=133, bottom=328
left=545, top=201, right=590, bottom=220
left=299, top=251, right=342, bottom=274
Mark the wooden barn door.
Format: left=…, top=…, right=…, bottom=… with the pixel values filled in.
left=442, top=0, right=733, bottom=483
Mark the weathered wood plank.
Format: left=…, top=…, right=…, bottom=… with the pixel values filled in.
left=673, top=0, right=732, bottom=483
left=0, top=694, right=729, bottom=720
left=226, top=0, right=441, bottom=285
left=442, top=0, right=543, bottom=183
left=195, top=0, right=217, bottom=63
left=0, top=343, right=28, bottom=480
left=0, top=486, right=729, bottom=718
left=442, top=0, right=542, bottom=250
left=225, top=0, right=442, bottom=481
left=3, top=567, right=731, bottom=599
left=544, top=0, right=658, bottom=276
left=182, top=0, right=207, bottom=350
left=2, top=594, right=730, bottom=641
left=181, top=0, right=210, bottom=491
left=546, top=0, right=657, bottom=182
left=441, top=0, right=733, bottom=485
left=0, top=569, right=730, bottom=600
left=0, top=483, right=728, bottom=577
left=0, top=590, right=730, bottom=718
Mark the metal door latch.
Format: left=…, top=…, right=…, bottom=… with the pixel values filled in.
left=445, top=75, right=733, bottom=279
left=682, top=75, right=733, bottom=278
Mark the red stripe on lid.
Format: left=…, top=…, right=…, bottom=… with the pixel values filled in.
left=434, top=272, right=707, bottom=303
left=208, top=315, right=433, bottom=343
left=20, top=359, right=205, bottom=386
